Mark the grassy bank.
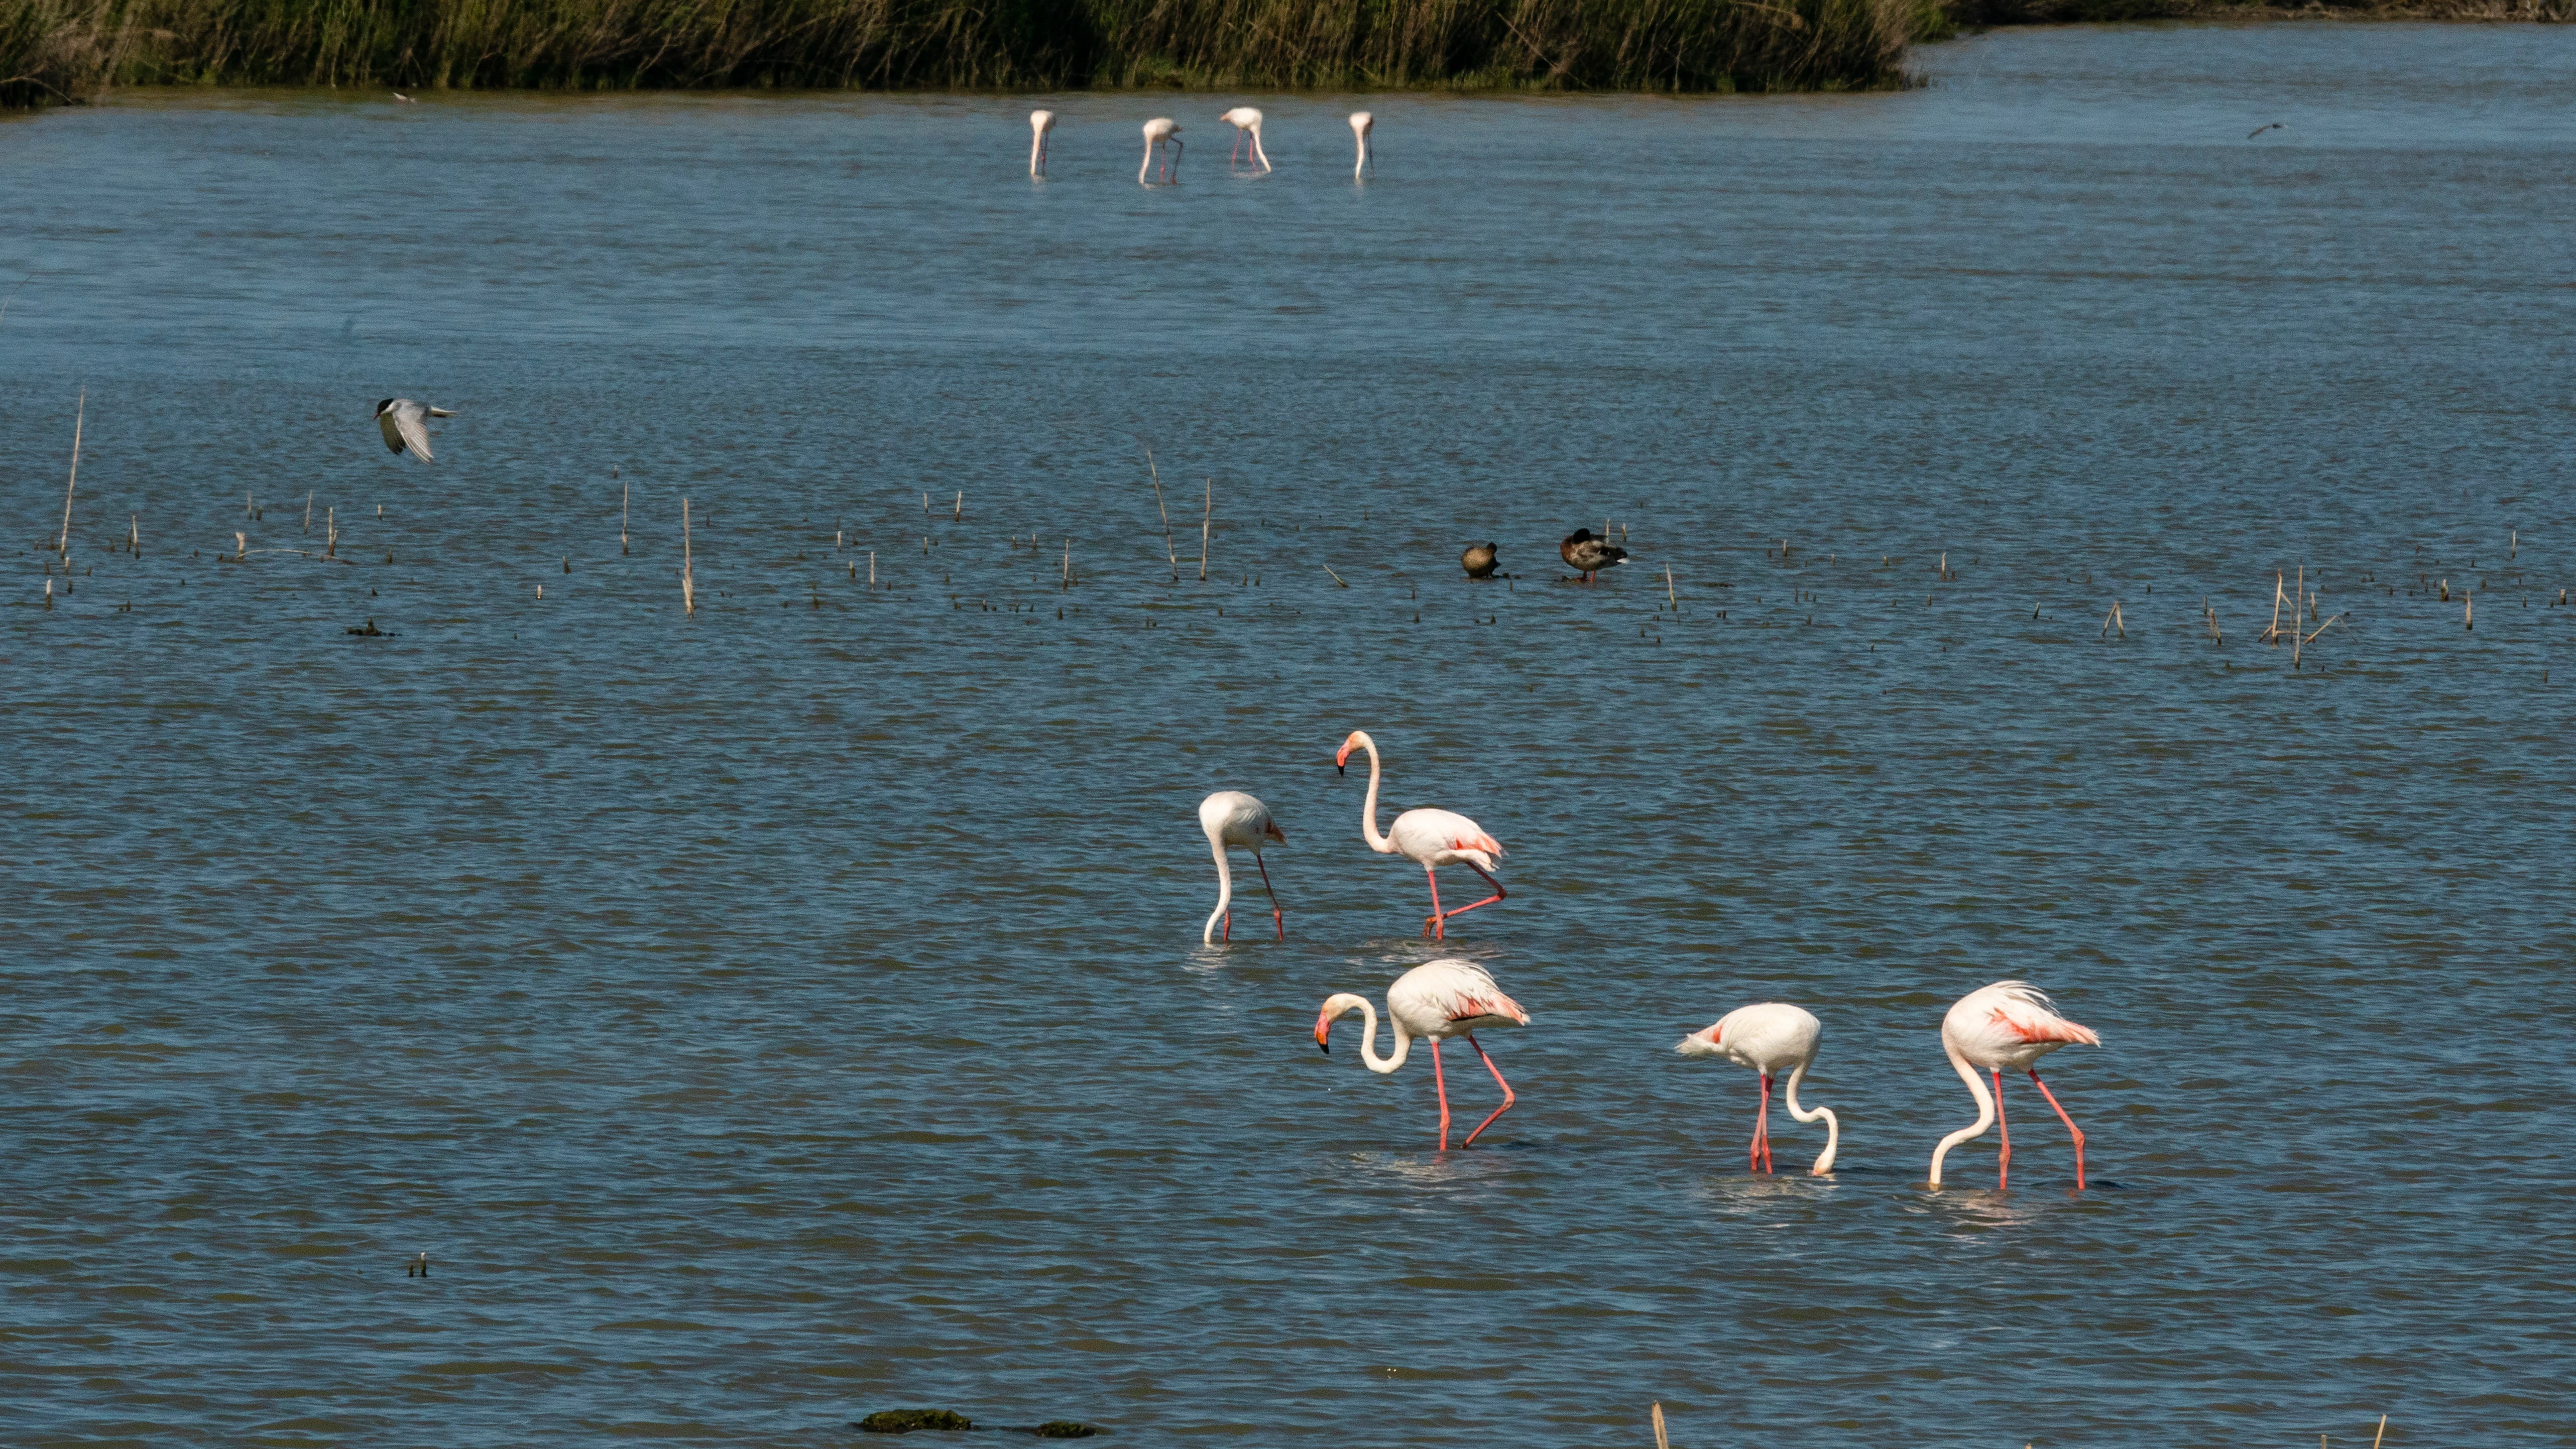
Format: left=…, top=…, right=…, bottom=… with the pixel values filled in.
left=1949, top=0, right=2560, bottom=22
left=0, top=0, right=1923, bottom=109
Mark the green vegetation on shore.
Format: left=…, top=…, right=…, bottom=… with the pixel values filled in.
left=2, top=0, right=1925, bottom=109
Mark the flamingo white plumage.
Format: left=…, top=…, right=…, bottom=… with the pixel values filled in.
left=1334, top=730, right=1505, bottom=941
left=1315, top=958, right=1531, bottom=1149
left=1677, top=1003, right=1839, bottom=1175
left=1219, top=106, right=1271, bottom=173
left=1140, top=118, right=1183, bottom=185
left=1349, top=110, right=1374, bottom=179
left=1029, top=109, right=1056, bottom=178
left=1199, top=790, right=1286, bottom=945
left=1929, top=980, right=2103, bottom=1190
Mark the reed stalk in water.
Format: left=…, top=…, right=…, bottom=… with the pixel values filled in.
left=57, top=389, right=83, bottom=559
left=681, top=497, right=695, bottom=616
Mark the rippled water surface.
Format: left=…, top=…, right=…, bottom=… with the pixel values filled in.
left=6, top=23, right=2576, bottom=1446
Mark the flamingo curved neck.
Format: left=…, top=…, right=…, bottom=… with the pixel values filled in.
left=1354, top=738, right=1394, bottom=854
left=1783, top=1061, right=1839, bottom=1174
left=1348, top=997, right=1411, bottom=1074
left=1203, top=834, right=1233, bottom=944
left=1927, top=1044, right=1994, bottom=1187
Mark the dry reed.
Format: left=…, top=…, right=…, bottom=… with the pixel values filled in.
left=56, top=388, right=83, bottom=558
left=3, top=0, right=1920, bottom=110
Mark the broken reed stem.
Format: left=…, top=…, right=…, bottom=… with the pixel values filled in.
left=2465, top=591, right=2473, bottom=631
left=304, top=490, right=313, bottom=534
left=2371, top=1414, right=2388, bottom=1448
left=2303, top=614, right=2344, bottom=645
left=1651, top=1402, right=1669, bottom=1449
left=326, top=506, right=337, bottom=559
left=953, top=491, right=962, bottom=520
left=1061, top=537, right=1072, bottom=590
left=58, top=388, right=84, bottom=558
left=127, top=515, right=138, bottom=555
left=870, top=550, right=877, bottom=586
left=1322, top=562, right=1350, bottom=588
left=622, top=481, right=631, bottom=556
left=1199, top=477, right=1212, bottom=582
left=1666, top=564, right=1678, bottom=609
left=1142, top=442, right=1179, bottom=580
left=2100, top=600, right=2125, bottom=639
left=682, top=497, right=695, bottom=616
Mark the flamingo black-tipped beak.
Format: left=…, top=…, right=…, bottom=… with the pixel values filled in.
left=1335, top=764, right=1344, bottom=776
left=1266, top=823, right=1287, bottom=843
left=1314, top=1025, right=1331, bottom=1053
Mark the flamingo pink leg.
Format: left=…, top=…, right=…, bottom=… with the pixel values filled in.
left=1423, top=868, right=1444, bottom=940
left=1459, top=1032, right=1515, bottom=1147
left=1752, top=1072, right=1774, bottom=1174
left=1221, top=909, right=1230, bottom=942
left=1429, top=864, right=1507, bottom=938
left=2027, top=1069, right=2088, bottom=1190
left=1255, top=854, right=1284, bottom=941
left=1429, top=1037, right=1453, bottom=1149
left=1993, top=1068, right=2012, bottom=1189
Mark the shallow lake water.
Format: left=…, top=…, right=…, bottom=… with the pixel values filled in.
left=5, top=22, right=2574, bottom=1447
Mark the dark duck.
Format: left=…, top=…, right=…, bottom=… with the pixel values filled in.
left=1559, top=528, right=1629, bottom=583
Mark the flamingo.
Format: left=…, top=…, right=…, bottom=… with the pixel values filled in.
left=1200, top=790, right=1286, bottom=944
left=1220, top=107, right=1271, bottom=173
left=1929, top=980, right=2103, bottom=1190
left=1140, top=118, right=1183, bottom=185
left=1676, top=1003, right=1839, bottom=1175
left=1315, top=958, right=1531, bottom=1149
left=1029, top=109, right=1056, bottom=178
left=1349, top=111, right=1374, bottom=179
left=1334, top=730, right=1505, bottom=941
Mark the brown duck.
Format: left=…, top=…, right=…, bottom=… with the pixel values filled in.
left=1559, top=529, right=1629, bottom=583
left=1461, top=542, right=1499, bottom=578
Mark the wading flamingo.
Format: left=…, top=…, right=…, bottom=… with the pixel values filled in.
left=1929, top=980, right=2102, bottom=1190
left=1349, top=111, right=1374, bottom=178
left=1334, top=730, right=1505, bottom=941
left=1029, top=109, right=1056, bottom=178
left=1220, top=107, right=1271, bottom=173
left=1677, top=1003, right=1839, bottom=1175
left=1200, top=790, right=1286, bottom=944
left=1315, top=958, right=1530, bottom=1149
left=1140, top=118, right=1183, bottom=185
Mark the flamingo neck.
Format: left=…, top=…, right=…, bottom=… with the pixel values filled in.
left=1139, top=140, right=1153, bottom=185
left=1350, top=996, right=1410, bottom=1074
left=1355, top=738, right=1394, bottom=854
left=1203, top=833, right=1232, bottom=945
left=1783, top=1061, right=1839, bottom=1175
left=1928, top=1043, right=1995, bottom=1187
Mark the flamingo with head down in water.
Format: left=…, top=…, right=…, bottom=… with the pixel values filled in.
left=1198, top=790, right=1285, bottom=944
left=1929, top=980, right=2102, bottom=1190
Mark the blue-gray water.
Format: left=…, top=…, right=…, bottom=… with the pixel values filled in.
left=6, top=23, right=2574, bottom=1446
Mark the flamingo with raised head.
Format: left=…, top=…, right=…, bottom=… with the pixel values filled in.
left=1929, top=980, right=2103, bottom=1190
left=1029, top=109, right=1056, bottom=178
left=1677, top=1003, right=1839, bottom=1175
left=1349, top=111, right=1374, bottom=178
left=1334, top=730, right=1505, bottom=941
left=1140, top=118, right=1183, bottom=185
left=1315, top=958, right=1531, bottom=1149
left=1220, top=107, right=1271, bottom=173
left=1200, top=790, right=1286, bottom=944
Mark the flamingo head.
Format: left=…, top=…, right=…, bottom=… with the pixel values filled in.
left=1314, top=993, right=1367, bottom=1053
left=1264, top=819, right=1287, bottom=844
left=1335, top=730, right=1369, bottom=773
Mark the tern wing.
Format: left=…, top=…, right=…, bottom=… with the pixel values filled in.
left=393, top=403, right=435, bottom=462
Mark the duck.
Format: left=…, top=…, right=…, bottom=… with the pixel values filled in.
left=1559, top=528, right=1629, bottom=583
left=1461, top=542, right=1499, bottom=579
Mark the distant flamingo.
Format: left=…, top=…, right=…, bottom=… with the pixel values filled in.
left=1200, top=790, right=1286, bottom=944
left=1220, top=107, right=1271, bottom=173
left=1349, top=111, right=1374, bottom=179
left=1335, top=730, right=1505, bottom=941
left=1929, top=980, right=2103, bottom=1190
left=1140, top=118, right=1183, bottom=185
left=1029, top=109, right=1056, bottom=178
left=1677, top=1003, right=1839, bottom=1175
left=1315, top=958, right=1531, bottom=1149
